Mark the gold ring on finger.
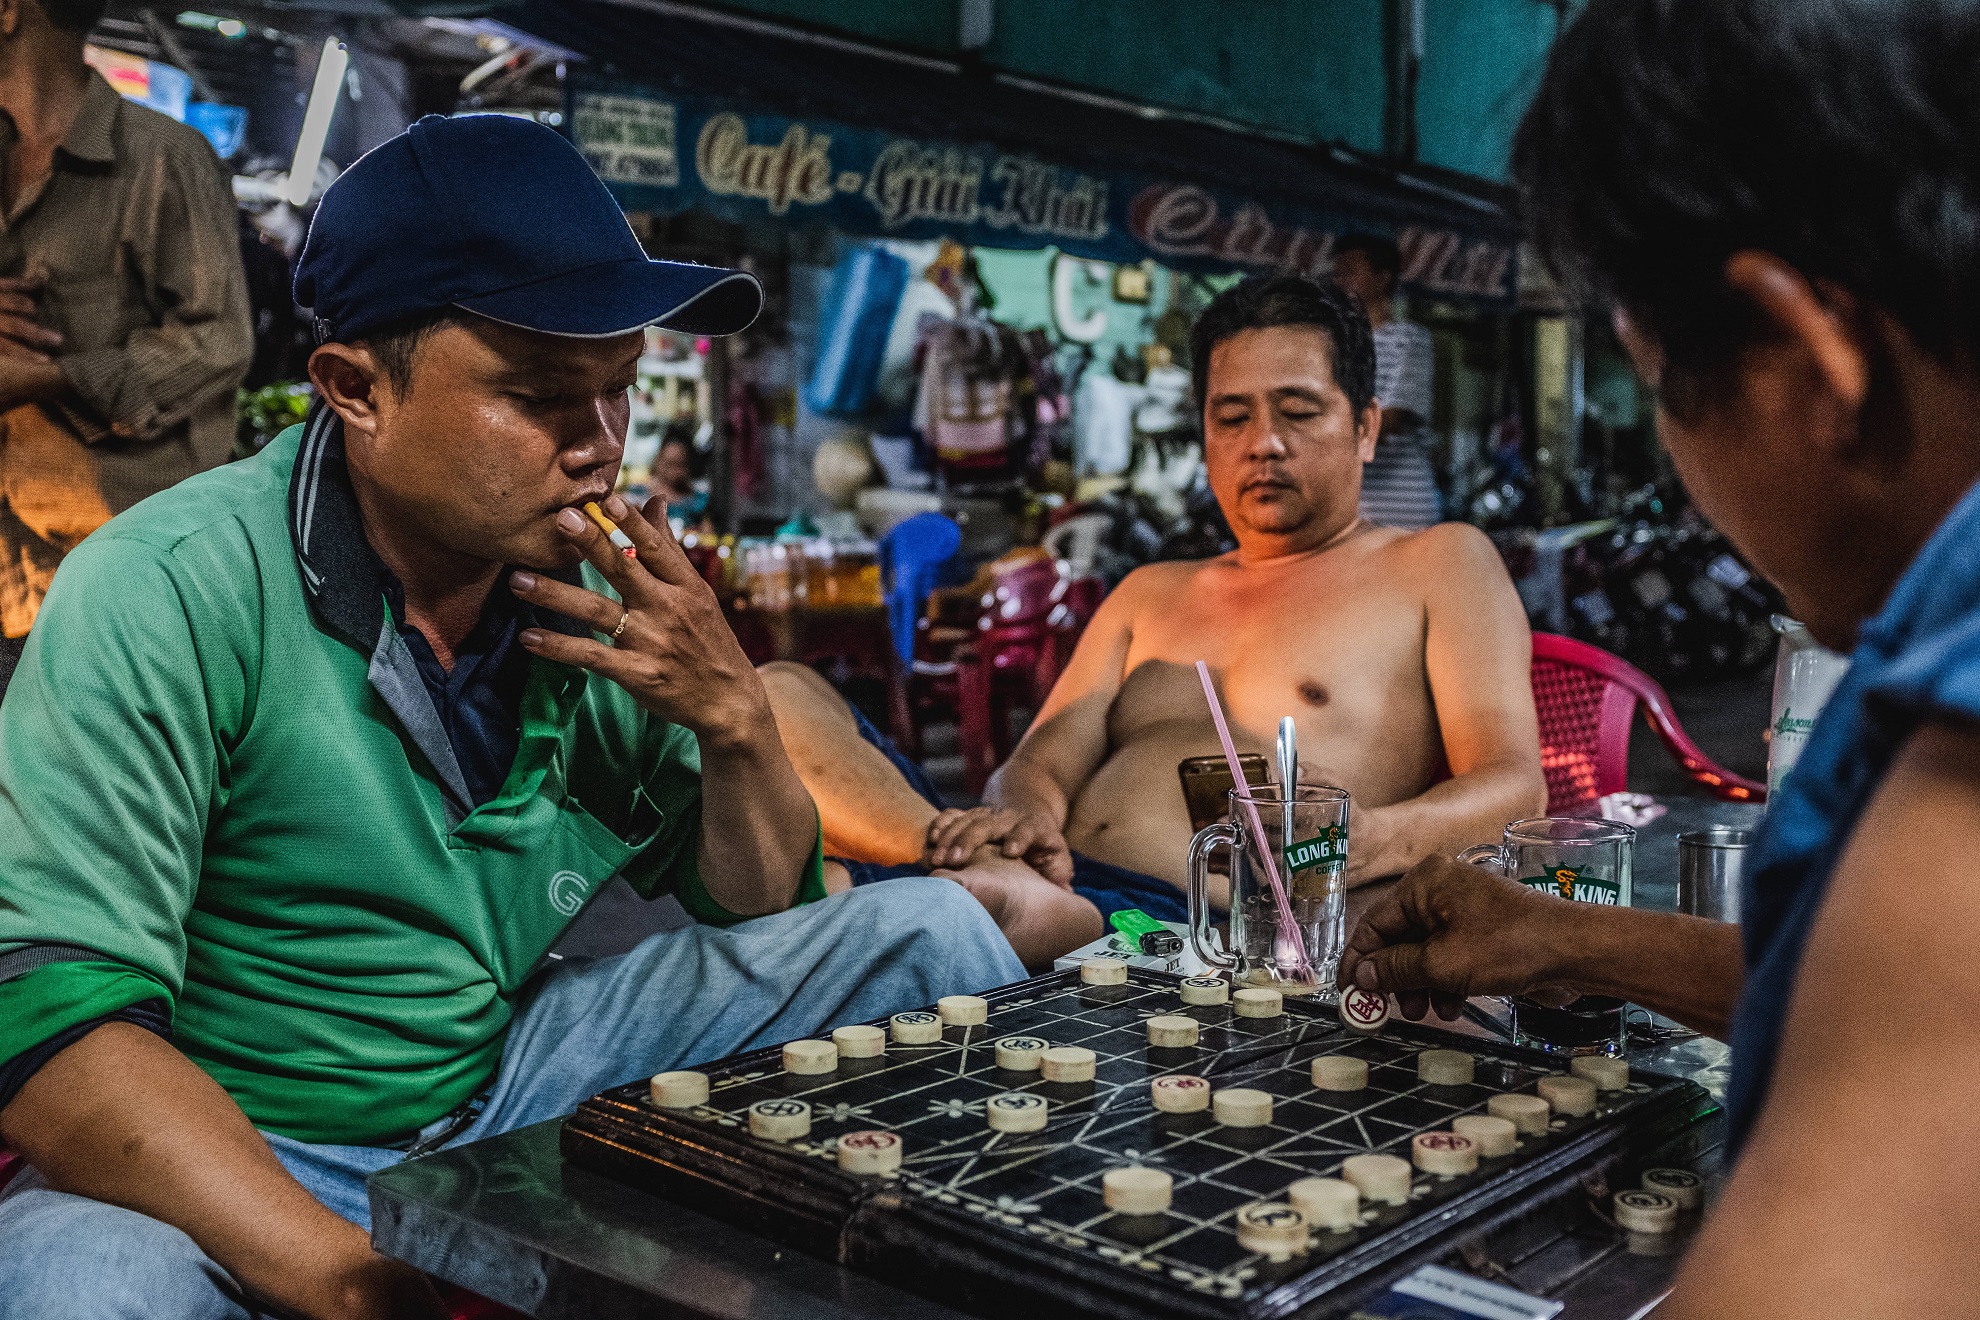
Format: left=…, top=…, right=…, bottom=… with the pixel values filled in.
left=610, top=609, right=631, bottom=642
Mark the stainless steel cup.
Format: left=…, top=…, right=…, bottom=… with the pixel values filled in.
left=1676, top=827, right=1750, bottom=923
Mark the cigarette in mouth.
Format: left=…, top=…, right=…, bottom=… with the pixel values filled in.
left=582, top=502, right=638, bottom=558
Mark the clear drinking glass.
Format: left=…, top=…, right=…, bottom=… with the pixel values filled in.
left=1458, top=817, right=1635, bottom=1054
left=1186, top=785, right=1351, bottom=995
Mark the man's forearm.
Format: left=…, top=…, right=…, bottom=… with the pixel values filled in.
left=0, top=1023, right=438, bottom=1320
left=1550, top=903, right=1744, bottom=1039
left=696, top=712, right=820, bottom=916
left=983, top=752, right=1073, bottom=828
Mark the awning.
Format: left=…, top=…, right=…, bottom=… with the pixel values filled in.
left=513, top=0, right=1521, bottom=303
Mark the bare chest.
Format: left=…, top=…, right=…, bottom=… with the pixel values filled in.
left=1109, top=565, right=1430, bottom=751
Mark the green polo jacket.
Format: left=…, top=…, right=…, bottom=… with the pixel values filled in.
left=0, top=416, right=821, bottom=1145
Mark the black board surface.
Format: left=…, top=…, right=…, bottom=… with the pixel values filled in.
left=563, top=967, right=1711, bottom=1319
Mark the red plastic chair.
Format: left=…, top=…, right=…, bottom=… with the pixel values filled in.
left=1530, top=632, right=1766, bottom=813
left=900, top=553, right=1101, bottom=794
left=949, top=557, right=1089, bottom=793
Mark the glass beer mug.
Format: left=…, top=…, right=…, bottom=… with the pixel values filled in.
left=1458, top=817, right=1635, bottom=1054
left=1186, top=784, right=1351, bottom=993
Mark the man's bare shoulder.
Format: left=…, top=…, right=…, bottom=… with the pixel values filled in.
left=1377, top=521, right=1512, bottom=587
left=1108, top=558, right=1221, bottom=611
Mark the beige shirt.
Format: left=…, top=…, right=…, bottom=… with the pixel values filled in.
left=0, top=72, right=251, bottom=635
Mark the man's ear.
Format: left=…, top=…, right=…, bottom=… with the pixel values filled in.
left=1355, top=400, right=1381, bottom=463
left=307, top=343, right=387, bottom=439
left=0, top=0, right=23, bottom=38
left=1722, top=250, right=1870, bottom=459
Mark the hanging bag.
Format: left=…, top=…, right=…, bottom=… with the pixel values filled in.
left=803, top=245, right=911, bottom=419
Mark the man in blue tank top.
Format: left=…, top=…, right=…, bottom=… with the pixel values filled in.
left=1338, top=0, right=1980, bottom=1311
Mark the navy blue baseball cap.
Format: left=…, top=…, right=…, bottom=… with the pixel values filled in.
left=294, top=114, right=761, bottom=343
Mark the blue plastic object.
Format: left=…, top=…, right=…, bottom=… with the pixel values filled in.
left=775, top=510, right=819, bottom=539
left=803, top=245, right=910, bottom=418
left=879, top=512, right=962, bottom=664
left=186, top=102, right=248, bottom=159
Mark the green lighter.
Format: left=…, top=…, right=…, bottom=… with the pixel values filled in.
left=1109, top=907, right=1184, bottom=956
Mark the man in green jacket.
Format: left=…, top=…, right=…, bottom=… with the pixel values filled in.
left=0, top=114, right=1022, bottom=1318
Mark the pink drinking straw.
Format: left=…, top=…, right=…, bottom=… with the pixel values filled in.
left=1194, top=661, right=1315, bottom=987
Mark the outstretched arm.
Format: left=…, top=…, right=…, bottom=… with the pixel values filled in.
left=1337, top=854, right=1743, bottom=1037
left=1350, top=524, right=1548, bottom=883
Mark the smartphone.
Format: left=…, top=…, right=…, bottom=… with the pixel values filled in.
left=1178, top=753, right=1272, bottom=835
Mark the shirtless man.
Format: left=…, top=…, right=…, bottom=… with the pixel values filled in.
left=769, top=275, right=1545, bottom=963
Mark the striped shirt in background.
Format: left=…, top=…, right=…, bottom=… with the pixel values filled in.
left=1360, top=320, right=1442, bottom=530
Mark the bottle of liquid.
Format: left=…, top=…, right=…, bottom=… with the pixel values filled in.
left=1767, top=615, right=1850, bottom=796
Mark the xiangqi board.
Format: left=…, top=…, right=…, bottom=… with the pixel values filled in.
left=561, top=966, right=1710, bottom=1320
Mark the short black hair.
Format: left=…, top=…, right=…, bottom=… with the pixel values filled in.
left=359, top=308, right=467, bottom=398
left=39, top=0, right=108, bottom=33
left=1514, top=0, right=1980, bottom=418
left=1332, top=233, right=1402, bottom=285
left=1189, top=275, right=1376, bottom=416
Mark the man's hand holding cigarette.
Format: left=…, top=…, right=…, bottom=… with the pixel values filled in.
left=508, top=494, right=770, bottom=750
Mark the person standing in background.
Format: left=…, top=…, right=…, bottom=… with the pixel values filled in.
left=0, top=0, right=252, bottom=687
left=653, top=434, right=709, bottom=523
left=1332, top=233, right=1441, bottom=529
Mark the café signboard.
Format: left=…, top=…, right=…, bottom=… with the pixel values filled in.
left=569, top=78, right=1514, bottom=303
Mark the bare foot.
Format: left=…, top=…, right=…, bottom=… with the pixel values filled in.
left=936, top=849, right=1105, bottom=970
